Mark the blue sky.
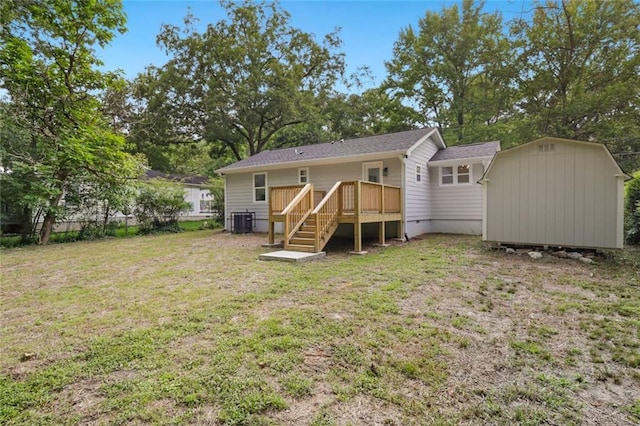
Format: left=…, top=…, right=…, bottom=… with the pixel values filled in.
left=98, top=0, right=533, bottom=92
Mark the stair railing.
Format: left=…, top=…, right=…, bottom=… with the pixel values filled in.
left=311, top=181, right=342, bottom=251
left=281, top=183, right=314, bottom=243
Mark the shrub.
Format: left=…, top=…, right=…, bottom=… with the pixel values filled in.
left=625, top=171, right=640, bottom=245
left=134, top=180, right=189, bottom=233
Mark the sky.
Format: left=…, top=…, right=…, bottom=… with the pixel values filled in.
left=98, top=0, right=534, bottom=92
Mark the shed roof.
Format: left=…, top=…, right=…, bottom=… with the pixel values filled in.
left=217, top=128, right=442, bottom=173
left=480, top=137, right=631, bottom=183
left=429, top=141, right=501, bottom=162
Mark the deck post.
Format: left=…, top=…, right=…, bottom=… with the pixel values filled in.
left=378, top=221, right=385, bottom=245
left=268, top=220, right=275, bottom=245
left=379, top=185, right=386, bottom=245
left=354, top=181, right=362, bottom=252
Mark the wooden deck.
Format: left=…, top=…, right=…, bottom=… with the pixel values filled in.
left=268, top=181, right=402, bottom=253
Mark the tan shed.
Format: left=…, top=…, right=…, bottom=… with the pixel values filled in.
left=480, top=137, right=630, bottom=249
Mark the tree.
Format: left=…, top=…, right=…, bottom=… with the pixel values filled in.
left=512, top=0, right=640, bottom=170
left=132, top=0, right=345, bottom=162
left=324, top=89, right=420, bottom=139
left=385, top=0, right=514, bottom=144
left=0, top=0, right=144, bottom=244
left=625, top=171, right=640, bottom=245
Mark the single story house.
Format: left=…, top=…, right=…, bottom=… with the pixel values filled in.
left=140, top=170, right=215, bottom=219
left=217, top=128, right=499, bottom=252
left=479, top=137, right=630, bottom=249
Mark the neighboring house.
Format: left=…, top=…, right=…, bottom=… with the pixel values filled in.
left=217, top=128, right=499, bottom=252
left=54, top=171, right=214, bottom=232
left=480, top=137, right=630, bottom=249
left=140, top=170, right=215, bottom=219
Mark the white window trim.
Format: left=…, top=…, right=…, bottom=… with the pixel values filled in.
left=439, top=164, right=472, bottom=186
left=253, top=172, right=267, bottom=203
left=362, top=161, right=384, bottom=184
left=298, top=167, right=309, bottom=184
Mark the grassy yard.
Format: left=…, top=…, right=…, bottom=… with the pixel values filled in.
left=1, top=231, right=639, bottom=425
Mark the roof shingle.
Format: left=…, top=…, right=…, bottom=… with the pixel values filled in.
left=218, top=128, right=438, bottom=172
left=429, top=141, right=500, bottom=162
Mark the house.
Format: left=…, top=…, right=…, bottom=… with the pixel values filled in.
left=479, top=137, right=630, bottom=249
left=141, top=170, right=215, bottom=219
left=217, top=128, right=499, bottom=252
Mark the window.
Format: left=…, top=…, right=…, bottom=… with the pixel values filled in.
left=363, top=161, right=383, bottom=184
left=457, top=165, right=470, bottom=184
left=441, top=164, right=471, bottom=185
left=416, top=165, right=422, bottom=182
left=253, top=173, right=267, bottom=202
left=441, top=166, right=454, bottom=185
left=200, top=200, right=212, bottom=213
left=298, top=168, right=309, bottom=184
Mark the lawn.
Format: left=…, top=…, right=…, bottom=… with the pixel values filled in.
left=1, top=231, right=639, bottom=425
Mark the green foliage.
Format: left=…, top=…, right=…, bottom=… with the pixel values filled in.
left=131, top=0, right=345, bottom=162
left=134, top=180, right=189, bottom=233
left=627, top=400, right=640, bottom=423
left=206, top=177, right=226, bottom=223
left=625, top=171, right=640, bottom=245
left=382, top=0, right=640, bottom=168
left=511, top=0, right=640, bottom=170
left=385, top=0, right=513, bottom=144
left=0, top=0, right=144, bottom=244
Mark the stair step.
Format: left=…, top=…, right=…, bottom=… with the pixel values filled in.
left=286, top=244, right=318, bottom=253
left=295, top=231, right=315, bottom=239
left=290, top=237, right=315, bottom=245
left=300, top=225, right=316, bottom=232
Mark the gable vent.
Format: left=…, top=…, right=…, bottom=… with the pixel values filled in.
left=538, top=143, right=555, bottom=152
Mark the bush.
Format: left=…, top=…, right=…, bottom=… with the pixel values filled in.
left=625, top=171, right=640, bottom=245
left=134, top=180, right=189, bottom=233
left=78, top=221, right=118, bottom=241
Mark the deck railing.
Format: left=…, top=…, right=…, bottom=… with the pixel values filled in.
left=383, top=186, right=401, bottom=213
left=269, top=184, right=305, bottom=216
left=341, top=181, right=355, bottom=213
left=268, top=180, right=401, bottom=250
left=311, top=181, right=342, bottom=250
left=280, top=183, right=314, bottom=241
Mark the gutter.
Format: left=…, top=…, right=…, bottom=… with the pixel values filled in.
left=216, top=150, right=407, bottom=175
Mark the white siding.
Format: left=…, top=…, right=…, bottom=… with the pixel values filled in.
left=181, top=185, right=214, bottom=217
left=484, top=139, right=623, bottom=248
left=404, top=137, right=439, bottom=237
left=224, top=157, right=403, bottom=232
left=426, top=162, right=484, bottom=234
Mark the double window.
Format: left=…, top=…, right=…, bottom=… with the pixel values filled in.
left=253, top=173, right=267, bottom=202
left=298, top=168, right=309, bottom=184
left=441, top=164, right=471, bottom=185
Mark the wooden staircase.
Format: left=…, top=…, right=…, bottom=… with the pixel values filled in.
left=287, top=217, right=320, bottom=253
left=268, top=181, right=402, bottom=253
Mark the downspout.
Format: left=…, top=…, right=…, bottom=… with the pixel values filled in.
left=223, top=174, right=228, bottom=231
left=400, top=154, right=408, bottom=241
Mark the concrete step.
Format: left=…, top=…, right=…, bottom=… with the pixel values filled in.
left=290, top=237, right=315, bottom=246
left=286, top=244, right=318, bottom=253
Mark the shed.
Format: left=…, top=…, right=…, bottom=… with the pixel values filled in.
left=480, top=137, right=630, bottom=249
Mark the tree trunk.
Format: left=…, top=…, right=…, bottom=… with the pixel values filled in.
left=39, top=213, right=55, bottom=245
left=39, top=187, right=64, bottom=245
